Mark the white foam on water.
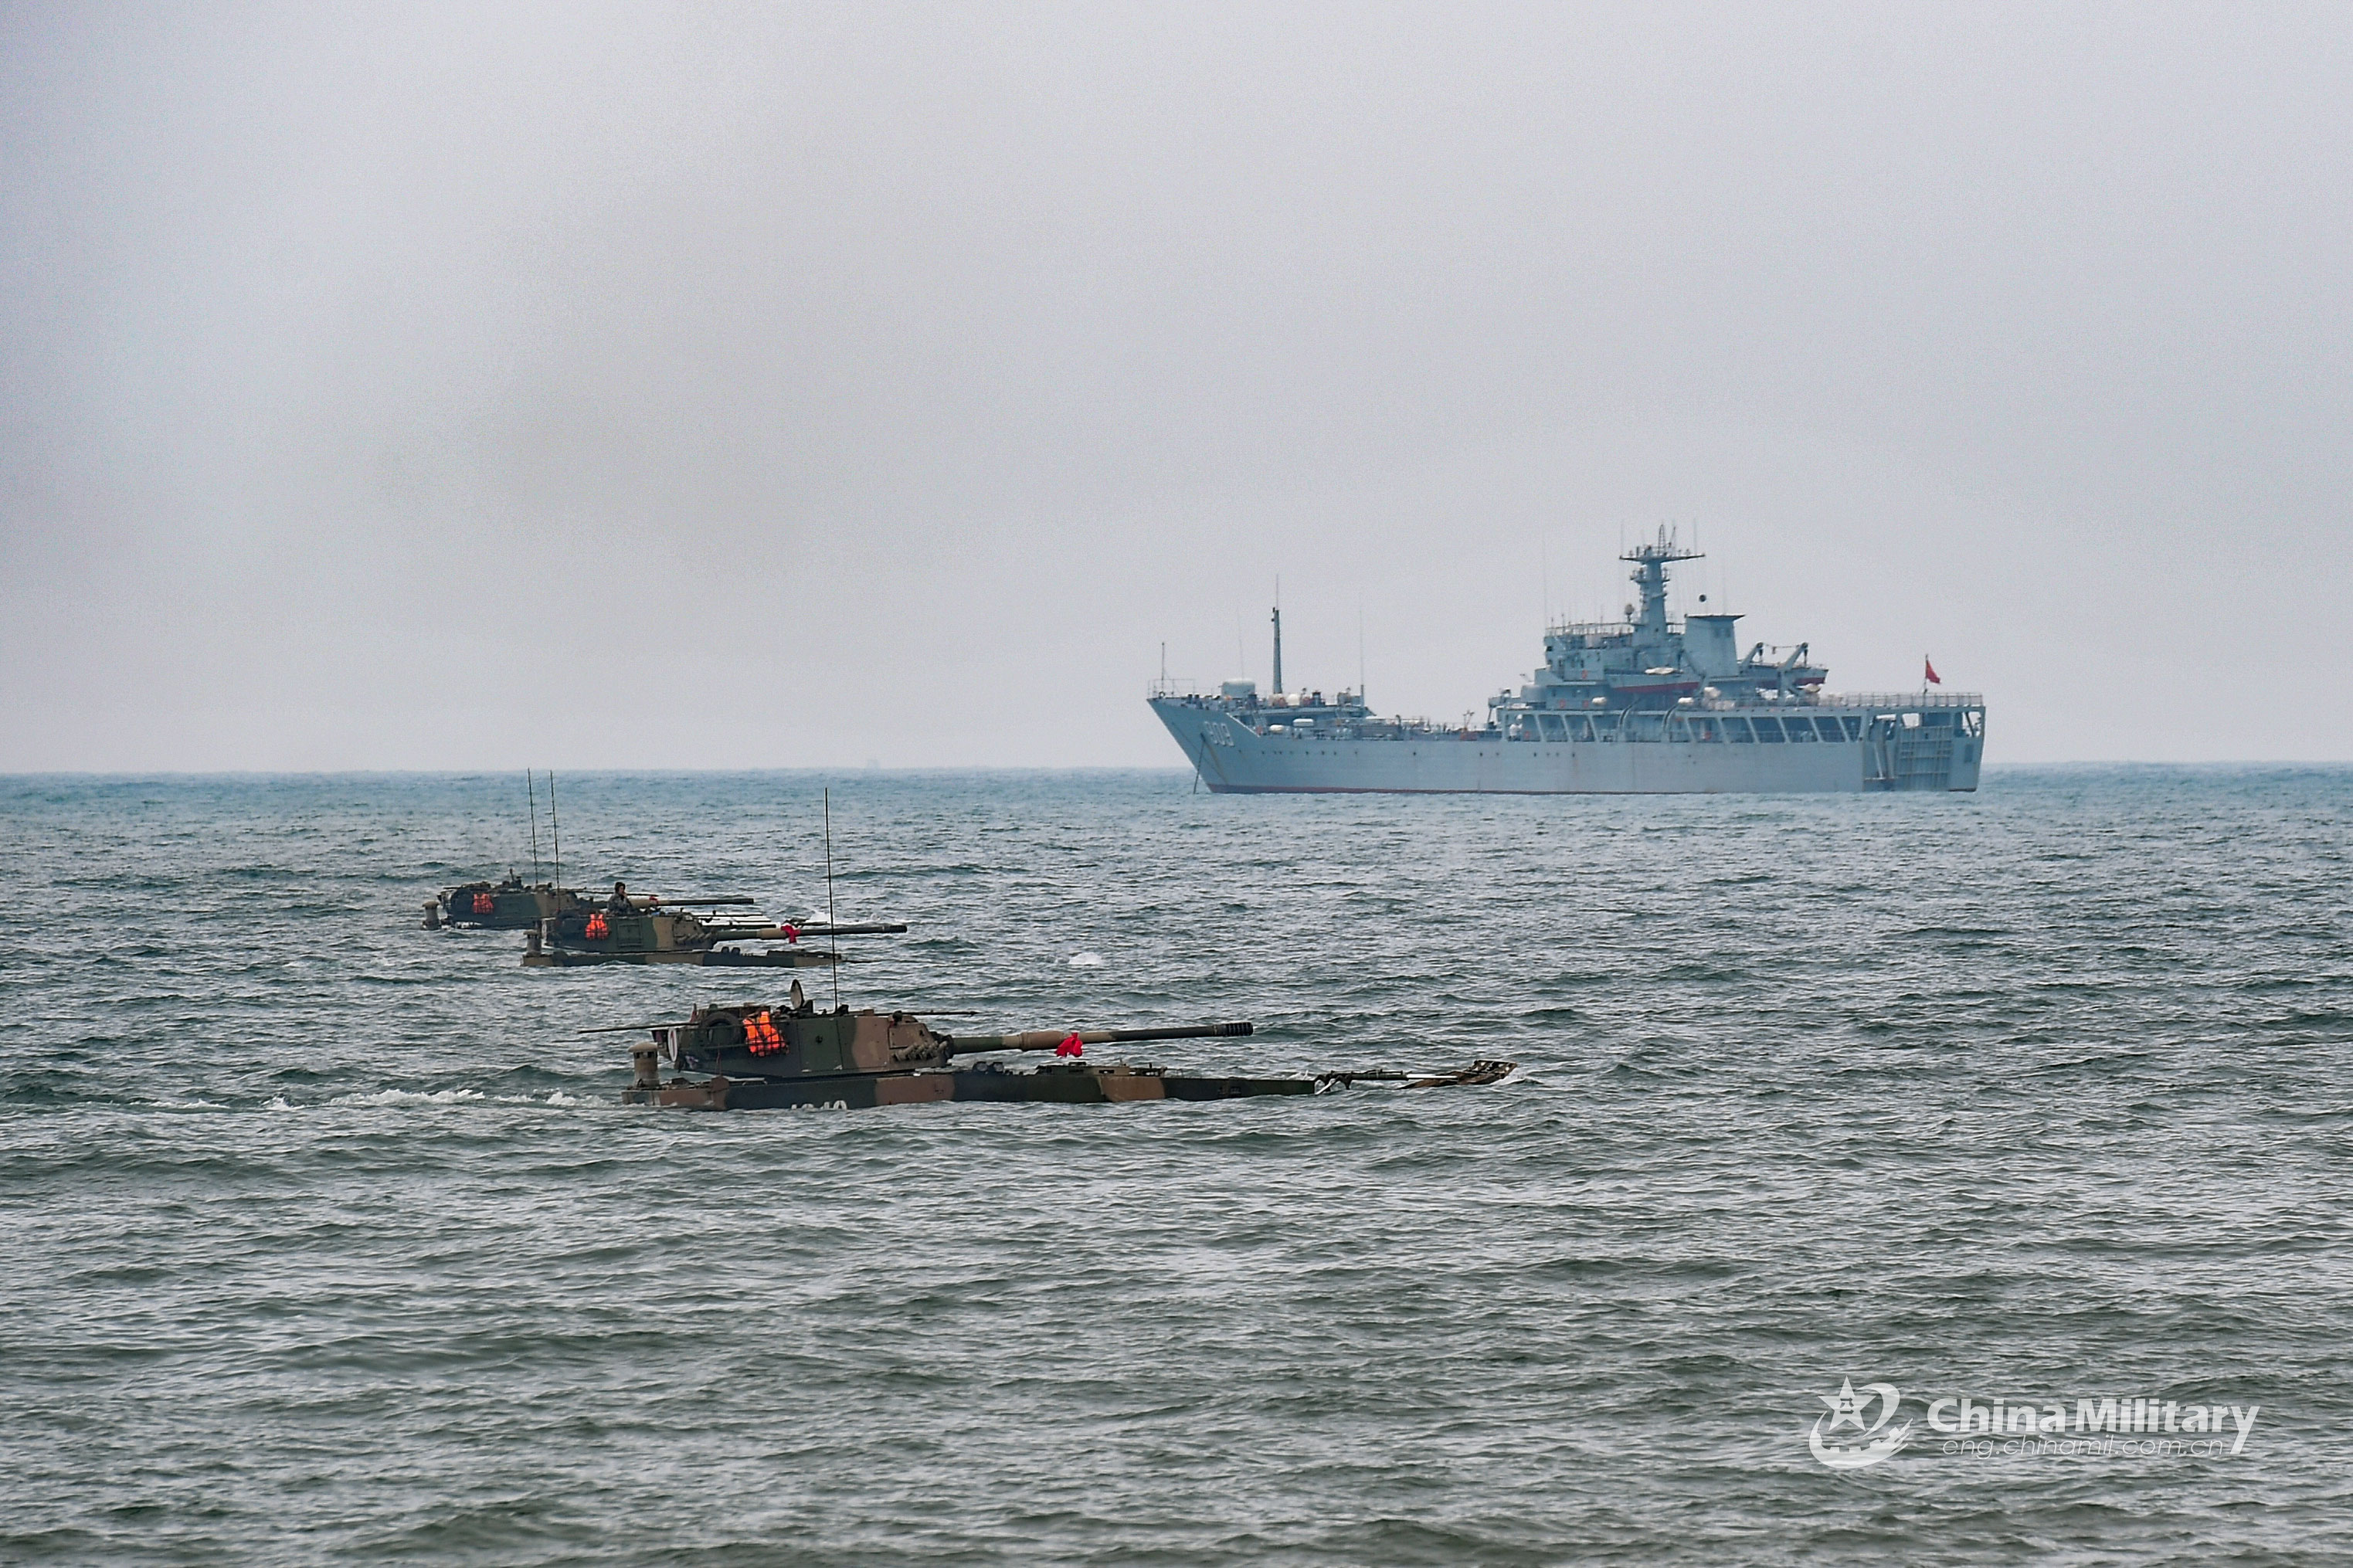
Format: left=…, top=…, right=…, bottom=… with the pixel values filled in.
left=333, top=1088, right=488, bottom=1108
left=1068, top=952, right=1105, bottom=967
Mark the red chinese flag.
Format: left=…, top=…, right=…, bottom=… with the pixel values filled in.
left=781, top=923, right=800, bottom=943
left=1924, top=657, right=1941, bottom=685
left=1055, top=1033, right=1085, bottom=1057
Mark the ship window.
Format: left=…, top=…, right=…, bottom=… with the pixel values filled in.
left=1786, top=717, right=1815, bottom=741
left=1753, top=717, right=1786, bottom=742
left=1726, top=718, right=1754, bottom=742
left=1841, top=717, right=1862, bottom=741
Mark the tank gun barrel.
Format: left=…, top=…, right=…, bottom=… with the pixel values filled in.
left=942, top=1021, right=1253, bottom=1057
left=633, top=895, right=758, bottom=908
left=700, top=921, right=909, bottom=938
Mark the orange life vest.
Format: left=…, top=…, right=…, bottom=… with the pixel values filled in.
left=743, top=1010, right=784, bottom=1054
left=473, top=891, right=495, bottom=915
left=584, top=913, right=609, bottom=939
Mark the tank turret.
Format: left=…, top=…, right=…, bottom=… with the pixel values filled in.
left=610, top=987, right=1514, bottom=1110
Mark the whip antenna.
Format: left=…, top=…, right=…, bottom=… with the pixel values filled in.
left=550, top=772, right=560, bottom=898
left=823, top=786, right=840, bottom=1010
left=527, top=770, right=540, bottom=882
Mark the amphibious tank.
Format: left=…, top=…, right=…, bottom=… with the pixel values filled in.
left=611, top=986, right=1515, bottom=1109
left=428, top=874, right=584, bottom=929
left=428, top=876, right=755, bottom=931
left=524, top=908, right=906, bottom=968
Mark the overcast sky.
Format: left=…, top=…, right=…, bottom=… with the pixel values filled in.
left=3, top=2, right=2347, bottom=769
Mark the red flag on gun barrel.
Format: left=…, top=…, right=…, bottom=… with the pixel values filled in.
left=1924, top=657, right=1941, bottom=686
left=1055, top=1033, right=1085, bottom=1057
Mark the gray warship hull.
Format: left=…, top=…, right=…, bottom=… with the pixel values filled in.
left=1151, top=694, right=1982, bottom=794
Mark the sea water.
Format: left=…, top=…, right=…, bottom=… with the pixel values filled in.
left=2, top=767, right=2348, bottom=1564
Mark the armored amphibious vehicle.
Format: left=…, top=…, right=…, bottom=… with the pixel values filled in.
left=430, top=875, right=755, bottom=932
left=613, top=990, right=1515, bottom=1109
left=524, top=909, right=906, bottom=968
left=428, top=874, right=586, bottom=929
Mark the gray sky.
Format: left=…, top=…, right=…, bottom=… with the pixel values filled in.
left=4, top=2, right=2347, bottom=769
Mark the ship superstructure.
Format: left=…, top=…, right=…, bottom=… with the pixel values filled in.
left=1149, top=531, right=1983, bottom=794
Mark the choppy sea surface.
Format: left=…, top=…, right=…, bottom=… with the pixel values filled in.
left=3, top=766, right=2349, bottom=1565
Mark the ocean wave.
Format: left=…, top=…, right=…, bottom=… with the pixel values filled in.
left=330, top=1087, right=490, bottom=1107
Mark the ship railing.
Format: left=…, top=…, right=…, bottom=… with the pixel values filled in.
left=1816, top=691, right=1983, bottom=710
left=1263, top=716, right=1448, bottom=738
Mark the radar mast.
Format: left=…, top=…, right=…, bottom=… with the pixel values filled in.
left=1621, top=525, right=1703, bottom=650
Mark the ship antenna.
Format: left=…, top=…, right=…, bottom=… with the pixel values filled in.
left=1271, top=576, right=1284, bottom=697
left=549, top=771, right=559, bottom=898
left=527, top=769, right=540, bottom=882
left=823, top=786, right=841, bottom=1010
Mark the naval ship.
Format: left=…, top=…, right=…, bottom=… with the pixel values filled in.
left=1149, top=531, right=1984, bottom=794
